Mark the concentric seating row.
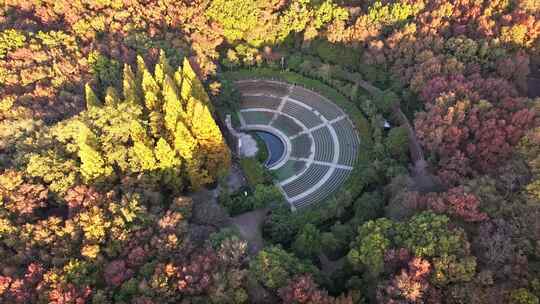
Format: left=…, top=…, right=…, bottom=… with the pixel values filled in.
left=291, top=134, right=312, bottom=159
left=282, top=101, right=323, bottom=129
left=292, top=168, right=351, bottom=209
left=312, top=127, right=334, bottom=162
left=332, top=119, right=359, bottom=166
left=240, top=95, right=282, bottom=110
left=282, top=164, right=329, bottom=198
left=236, top=81, right=289, bottom=97
left=235, top=85, right=259, bottom=96
left=271, top=114, right=303, bottom=136
left=273, top=160, right=307, bottom=181
left=290, top=86, right=342, bottom=120
left=240, top=111, right=274, bottom=125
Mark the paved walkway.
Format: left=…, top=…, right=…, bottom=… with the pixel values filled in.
left=230, top=208, right=269, bottom=255
left=237, top=132, right=258, bottom=158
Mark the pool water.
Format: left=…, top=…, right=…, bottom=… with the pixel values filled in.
left=255, top=131, right=285, bottom=167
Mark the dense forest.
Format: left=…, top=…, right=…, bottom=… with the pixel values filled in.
left=0, top=0, right=539, bottom=303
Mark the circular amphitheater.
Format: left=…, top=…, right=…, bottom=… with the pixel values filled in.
left=235, top=80, right=360, bottom=210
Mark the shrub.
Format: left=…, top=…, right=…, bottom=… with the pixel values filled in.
left=250, top=132, right=270, bottom=164
left=219, top=188, right=254, bottom=216
left=239, top=157, right=272, bottom=187
left=252, top=184, right=283, bottom=209
left=220, top=184, right=282, bottom=216
left=209, top=227, right=242, bottom=249
left=287, top=54, right=303, bottom=71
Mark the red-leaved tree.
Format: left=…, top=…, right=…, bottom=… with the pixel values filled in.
left=415, top=74, right=536, bottom=185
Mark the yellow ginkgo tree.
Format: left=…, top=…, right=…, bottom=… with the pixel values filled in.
left=39, top=50, right=232, bottom=193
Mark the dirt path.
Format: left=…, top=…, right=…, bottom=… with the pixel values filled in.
left=230, top=208, right=269, bottom=255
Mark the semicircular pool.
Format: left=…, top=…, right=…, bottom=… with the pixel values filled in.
left=255, top=131, right=285, bottom=167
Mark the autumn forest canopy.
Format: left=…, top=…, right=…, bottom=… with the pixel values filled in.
left=0, top=0, right=539, bottom=303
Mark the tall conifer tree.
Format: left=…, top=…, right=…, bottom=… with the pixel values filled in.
left=162, top=74, right=184, bottom=133
left=155, top=49, right=173, bottom=86
left=81, top=50, right=230, bottom=190
left=131, top=141, right=157, bottom=171
left=181, top=57, right=211, bottom=105
left=104, top=87, right=120, bottom=106
left=139, top=56, right=160, bottom=111
left=123, top=64, right=140, bottom=105
left=85, top=83, right=101, bottom=109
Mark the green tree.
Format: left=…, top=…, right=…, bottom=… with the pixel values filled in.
left=222, top=49, right=241, bottom=70
left=397, top=212, right=468, bottom=258
left=321, top=232, right=341, bottom=259
left=207, top=0, right=347, bottom=47
left=431, top=255, right=476, bottom=286
left=263, top=203, right=301, bottom=246
left=321, top=223, right=354, bottom=259
left=252, top=184, right=283, bottom=209
left=278, top=0, right=347, bottom=42
left=348, top=218, right=395, bottom=277
left=26, top=152, right=78, bottom=195
left=292, top=224, right=322, bottom=259
left=385, top=126, right=409, bottom=161
left=88, top=51, right=122, bottom=90
left=374, top=90, right=398, bottom=114
left=348, top=211, right=475, bottom=282
left=250, top=245, right=317, bottom=289
left=351, top=191, right=385, bottom=227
